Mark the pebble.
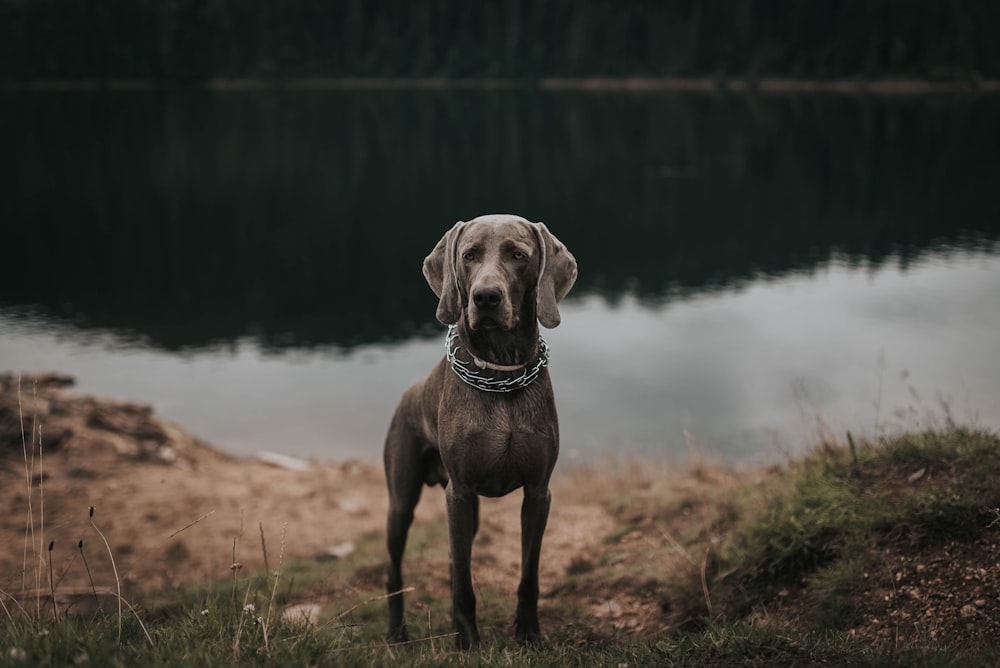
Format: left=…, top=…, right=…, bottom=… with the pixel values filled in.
left=959, top=604, right=979, bottom=619
left=283, top=603, right=323, bottom=626
left=258, top=451, right=311, bottom=471
left=314, top=541, right=356, bottom=562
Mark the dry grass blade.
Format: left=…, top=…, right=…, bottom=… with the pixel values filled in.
left=385, top=630, right=459, bottom=649
left=18, top=374, right=37, bottom=600
left=259, top=522, right=270, bottom=578
left=656, top=525, right=698, bottom=566
left=233, top=582, right=254, bottom=654
left=325, top=587, right=415, bottom=628
left=700, top=547, right=715, bottom=617
left=0, top=587, right=31, bottom=622
left=168, top=509, right=216, bottom=538
left=264, top=522, right=287, bottom=633
left=46, top=540, right=57, bottom=621
left=104, top=589, right=155, bottom=648
left=77, top=540, right=101, bottom=611
left=88, top=506, right=123, bottom=642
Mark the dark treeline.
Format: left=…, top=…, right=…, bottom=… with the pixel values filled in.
left=2, top=91, right=997, bottom=351
left=1, top=0, right=998, bottom=81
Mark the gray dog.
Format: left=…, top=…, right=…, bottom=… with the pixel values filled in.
left=383, top=214, right=577, bottom=649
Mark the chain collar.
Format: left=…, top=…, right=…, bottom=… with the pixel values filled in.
left=445, top=325, right=548, bottom=393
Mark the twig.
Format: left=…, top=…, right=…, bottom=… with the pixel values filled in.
left=324, top=587, right=415, bottom=627
left=89, top=506, right=123, bottom=642
left=168, top=510, right=216, bottom=539
left=326, top=629, right=459, bottom=653
left=386, top=630, right=459, bottom=649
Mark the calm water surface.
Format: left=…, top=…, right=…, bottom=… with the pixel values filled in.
left=3, top=250, right=998, bottom=464
left=2, top=90, right=998, bottom=464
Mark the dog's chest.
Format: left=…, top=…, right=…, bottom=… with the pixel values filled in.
left=451, top=430, right=554, bottom=497
left=439, top=395, right=557, bottom=497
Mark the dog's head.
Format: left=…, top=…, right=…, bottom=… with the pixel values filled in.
left=423, top=214, right=577, bottom=330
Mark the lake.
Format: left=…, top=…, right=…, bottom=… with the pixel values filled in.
left=2, top=89, right=998, bottom=465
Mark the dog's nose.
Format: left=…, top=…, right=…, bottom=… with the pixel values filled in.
left=472, top=287, right=502, bottom=310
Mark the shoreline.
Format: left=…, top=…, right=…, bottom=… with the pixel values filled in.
left=2, top=76, right=998, bottom=95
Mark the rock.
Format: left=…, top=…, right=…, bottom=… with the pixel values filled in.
left=258, top=451, right=311, bottom=472
left=959, top=604, right=979, bottom=619
left=87, top=402, right=168, bottom=445
left=0, top=372, right=74, bottom=392
left=314, top=541, right=356, bottom=562
left=283, top=603, right=323, bottom=626
left=1, top=371, right=228, bottom=464
left=338, top=497, right=365, bottom=514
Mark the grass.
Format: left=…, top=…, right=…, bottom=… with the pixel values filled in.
left=725, top=427, right=1000, bottom=583
left=4, top=373, right=1000, bottom=664
left=3, top=602, right=996, bottom=667
left=651, top=427, right=1000, bottom=653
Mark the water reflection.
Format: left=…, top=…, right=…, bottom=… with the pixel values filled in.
left=2, top=91, right=997, bottom=350
left=2, top=90, right=999, bottom=462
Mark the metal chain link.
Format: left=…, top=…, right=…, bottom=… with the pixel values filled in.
left=445, top=325, right=548, bottom=393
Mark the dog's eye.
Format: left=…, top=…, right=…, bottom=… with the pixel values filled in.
left=462, top=251, right=476, bottom=261
left=512, top=251, right=526, bottom=260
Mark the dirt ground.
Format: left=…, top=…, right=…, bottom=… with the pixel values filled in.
left=0, top=373, right=626, bottom=631
left=2, top=373, right=997, bottom=648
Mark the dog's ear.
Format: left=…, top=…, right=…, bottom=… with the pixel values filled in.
left=423, top=221, right=467, bottom=325
left=531, top=222, right=578, bottom=329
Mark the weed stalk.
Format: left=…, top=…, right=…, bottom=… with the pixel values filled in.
left=47, top=541, right=57, bottom=621
left=78, top=540, right=101, bottom=610
left=89, top=506, right=123, bottom=642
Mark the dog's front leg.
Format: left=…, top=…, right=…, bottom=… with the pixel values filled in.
left=515, top=485, right=550, bottom=644
left=446, top=486, right=480, bottom=649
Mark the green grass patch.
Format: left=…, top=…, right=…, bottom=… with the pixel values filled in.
left=723, top=428, right=1000, bottom=585
left=4, top=606, right=998, bottom=667
left=648, top=427, right=1000, bottom=647
left=652, top=619, right=1000, bottom=668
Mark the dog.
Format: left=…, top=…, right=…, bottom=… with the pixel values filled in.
left=383, top=214, right=577, bottom=649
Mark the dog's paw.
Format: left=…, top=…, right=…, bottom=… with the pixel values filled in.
left=455, top=630, right=481, bottom=650
left=515, top=624, right=543, bottom=646
left=386, top=626, right=409, bottom=644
